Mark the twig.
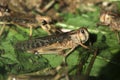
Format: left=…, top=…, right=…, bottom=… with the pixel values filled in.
left=37, top=0, right=57, bottom=14
left=84, top=49, right=98, bottom=79
left=56, top=22, right=107, bottom=34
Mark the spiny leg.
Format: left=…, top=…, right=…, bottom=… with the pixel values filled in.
left=53, top=69, right=70, bottom=80
left=46, top=24, right=54, bottom=35
left=63, top=47, right=76, bottom=65
left=53, top=47, right=76, bottom=80
left=40, top=24, right=51, bottom=35
left=0, top=24, right=6, bottom=37
left=54, top=47, right=76, bottom=80
left=54, top=60, right=70, bottom=80
left=79, top=42, right=89, bottom=49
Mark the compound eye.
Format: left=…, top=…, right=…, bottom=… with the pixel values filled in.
left=5, top=9, right=8, bottom=11
left=42, top=20, right=47, bottom=25
left=80, top=29, right=85, bottom=34
left=5, top=8, right=11, bottom=12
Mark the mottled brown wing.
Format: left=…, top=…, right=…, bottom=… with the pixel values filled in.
left=15, top=31, right=72, bottom=51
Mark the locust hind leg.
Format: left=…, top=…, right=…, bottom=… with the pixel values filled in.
left=59, top=47, right=76, bottom=80
left=0, top=24, right=6, bottom=37
left=40, top=24, right=51, bottom=35
left=63, top=47, right=76, bottom=64
left=79, top=41, right=89, bottom=49
left=53, top=47, right=76, bottom=80
left=53, top=65, right=70, bottom=80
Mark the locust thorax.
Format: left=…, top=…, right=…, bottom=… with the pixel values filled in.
left=70, top=28, right=89, bottom=44
left=100, top=12, right=113, bottom=25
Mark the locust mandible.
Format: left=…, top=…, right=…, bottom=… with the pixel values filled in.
left=15, top=27, right=89, bottom=63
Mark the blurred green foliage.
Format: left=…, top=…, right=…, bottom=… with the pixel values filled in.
left=0, top=1, right=120, bottom=80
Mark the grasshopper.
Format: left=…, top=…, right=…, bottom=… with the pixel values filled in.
left=0, top=5, right=11, bottom=16
left=0, top=0, right=11, bottom=16
left=0, top=14, right=36, bottom=36
left=15, top=27, right=89, bottom=63
left=0, top=3, right=12, bottom=36
left=0, top=1, right=61, bottom=37
left=0, top=13, right=62, bottom=37
left=97, top=11, right=120, bottom=43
